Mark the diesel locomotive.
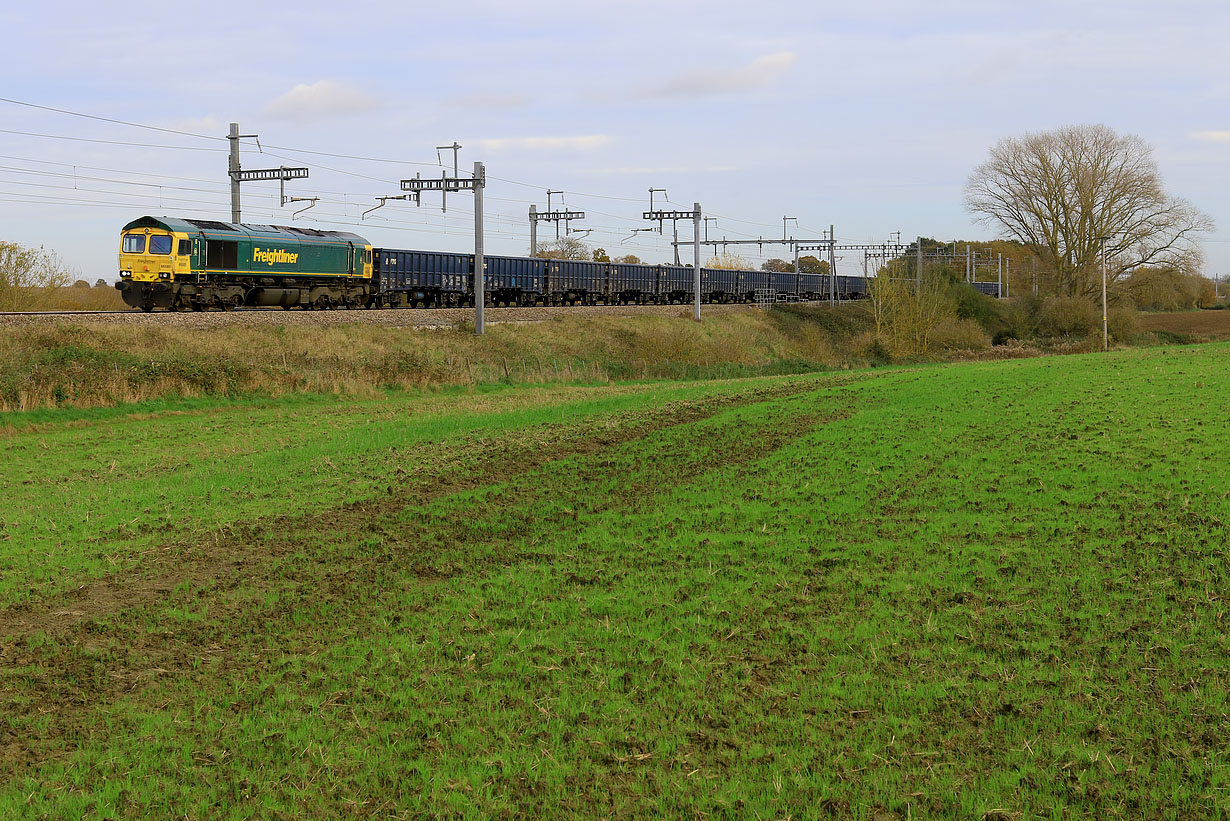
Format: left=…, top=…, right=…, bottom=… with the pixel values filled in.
left=115, top=216, right=374, bottom=311
left=116, top=216, right=1001, bottom=311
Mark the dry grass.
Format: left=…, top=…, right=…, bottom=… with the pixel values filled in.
left=0, top=308, right=872, bottom=411
left=8, top=302, right=1215, bottom=413
left=0, top=284, right=126, bottom=312
left=46, top=285, right=127, bottom=311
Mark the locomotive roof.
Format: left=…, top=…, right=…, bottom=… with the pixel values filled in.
left=122, top=216, right=370, bottom=245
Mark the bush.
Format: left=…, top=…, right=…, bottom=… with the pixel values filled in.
left=1036, top=296, right=1099, bottom=338
left=929, top=317, right=990, bottom=351
left=1108, top=306, right=1139, bottom=342
left=951, top=283, right=1005, bottom=328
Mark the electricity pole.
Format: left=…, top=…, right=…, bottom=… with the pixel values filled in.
left=829, top=225, right=836, bottom=306
left=648, top=203, right=703, bottom=320
left=1099, top=236, right=1110, bottom=351
left=693, top=204, right=701, bottom=320
left=916, top=236, right=923, bottom=291
left=228, top=123, right=242, bottom=222
left=227, top=122, right=307, bottom=224
left=402, top=160, right=487, bottom=335
left=529, top=200, right=584, bottom=257
left=474, top=161, right=485, bottom=335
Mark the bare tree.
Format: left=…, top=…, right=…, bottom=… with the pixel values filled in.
left=964, top=125, right=1213, bottom=298
left=532, top=237, right=590, bottom=260
left=867, top=265, right=954, bottom=356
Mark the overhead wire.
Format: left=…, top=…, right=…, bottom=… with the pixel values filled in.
left=0, top=96, right=850, bottom=262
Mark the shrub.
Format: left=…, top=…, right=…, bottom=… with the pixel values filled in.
left=930, top=317, right=990, bottom=351
left=1108, top=305, right=1139, bottom=342
left=1036, top=297, right=1099, bottom=338
left=951, top=283, right=1006, bottom=329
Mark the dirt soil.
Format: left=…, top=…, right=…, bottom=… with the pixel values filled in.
left=1137, top=310, right=1230, bottom=339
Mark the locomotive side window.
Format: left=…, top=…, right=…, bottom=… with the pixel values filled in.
left=150, top=236, right=173, bottom=255
left=178, top=240, right=191, bottom=255
left=205, top=239, right=239, bottom=270
left=122, top=234, right=146, bottom=254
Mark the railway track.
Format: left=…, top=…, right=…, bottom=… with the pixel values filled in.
left=0, top=301, right=801, bottom=329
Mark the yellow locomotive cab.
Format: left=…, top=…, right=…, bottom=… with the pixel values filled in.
left=119, top=226, right=190, bottom=283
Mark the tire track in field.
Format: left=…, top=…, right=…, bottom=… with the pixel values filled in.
left=0, top=378, right=832, bottom=644
left=0, top=377, right=842, bottom=778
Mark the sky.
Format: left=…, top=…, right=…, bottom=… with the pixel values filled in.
left=3, top=0, right=1230, bottom=282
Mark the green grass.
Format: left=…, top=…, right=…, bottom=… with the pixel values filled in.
left=0, top=345, right=1227, bottom=817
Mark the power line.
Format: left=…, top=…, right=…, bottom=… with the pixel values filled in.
left=0, top=129, right=223, bottom=151
left=0, top=97, right=859, bottom=260
left=0, top=96, right=225, bottom=142
left=0, top=98, right=807, bottom=235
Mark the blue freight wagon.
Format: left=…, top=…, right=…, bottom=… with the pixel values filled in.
left=546, top=260, right=607, bottom=304
left=374, top=249, right=471, bottom=307
left=701, top=267, right=740, bottom=302
left=842, top=276, right=872, bottom=299
left=484, top=255, right=546, bottom=306
left=738, top=268, right=770, bottom=300
left=798, top=272, right=825, bottom=299
left=659, top=265, right=694, bottom=303
left=765, top=271, right=798, bottom=299
left=609, top=262, right=657, bottom=303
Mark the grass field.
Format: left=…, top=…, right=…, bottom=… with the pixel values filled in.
left=1, top=344, right=1227, bottom=817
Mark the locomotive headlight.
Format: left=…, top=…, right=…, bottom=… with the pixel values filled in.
left=120, top=270, right=131, bottom=278
left=159, top=272, right=170, bottom=279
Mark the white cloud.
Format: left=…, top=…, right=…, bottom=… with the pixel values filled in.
left=474, top=136, right=614, bottom=152
left=1191, top=131, right=1230, bottom=142
left=638, top=52, right=798, bottom=99
left=262, top=80, right=380, bottom=122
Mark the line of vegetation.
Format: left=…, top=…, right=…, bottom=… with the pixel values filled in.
left=4, top=282, right=1227, bottom=413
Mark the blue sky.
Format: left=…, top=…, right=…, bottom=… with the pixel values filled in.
left=4, top=0, right=1229, bottom=281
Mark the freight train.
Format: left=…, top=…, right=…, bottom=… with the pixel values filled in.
left=115, top=216, right=1002, bottom=312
